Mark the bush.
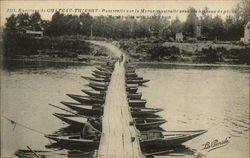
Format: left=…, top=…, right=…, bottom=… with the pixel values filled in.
left=3, top=31, right=90, bottom=57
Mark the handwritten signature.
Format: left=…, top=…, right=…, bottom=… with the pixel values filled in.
left=202, top=137, right=231, bottom=152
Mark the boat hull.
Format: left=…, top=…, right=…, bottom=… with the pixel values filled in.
left=45, top=135, right=99, bottom=151
left=67, top=94, right=104, bottom=104
left=140, top=130, right=207, bottom=149
left=61, top=102, right=103, bottom=117
left=82, top=90, right=106, bottom=99
left=129, top=100, right=147, bottom=108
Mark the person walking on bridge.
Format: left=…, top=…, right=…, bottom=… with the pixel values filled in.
left=81, top=118, right=101, bottom=140
left=119, top=54, right=124, bottom=65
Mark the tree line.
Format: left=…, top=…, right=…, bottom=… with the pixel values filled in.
left=4, top=0, right=249, bottom=41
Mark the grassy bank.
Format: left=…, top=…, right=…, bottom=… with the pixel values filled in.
left=2, top=34, right=114, bottom=64
left=116, top=39, right=250, bottom=65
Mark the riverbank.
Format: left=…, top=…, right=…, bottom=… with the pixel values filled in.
left=116, top=39, right=250, bottom=65
left=3, top=38, right=250, bottom=67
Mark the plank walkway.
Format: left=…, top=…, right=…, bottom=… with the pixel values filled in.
left=92, top=42, right=144, bottom=158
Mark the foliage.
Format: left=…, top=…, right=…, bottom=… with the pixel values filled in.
left=2, top=0, right=250, bottom=59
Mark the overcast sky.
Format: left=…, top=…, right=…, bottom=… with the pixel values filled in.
left=1, top=0, right=240, bottom=25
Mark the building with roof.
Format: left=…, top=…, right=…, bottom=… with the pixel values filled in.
left=240, top=21, right=250, bottom=44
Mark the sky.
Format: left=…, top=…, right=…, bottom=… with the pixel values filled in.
left=0, top=0, right=240, bottom=25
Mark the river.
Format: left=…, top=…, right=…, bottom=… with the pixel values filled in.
left=1, top=62, right=249, bottom=158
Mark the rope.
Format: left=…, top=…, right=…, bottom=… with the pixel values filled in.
left=2, top=116, right=46, bottom=135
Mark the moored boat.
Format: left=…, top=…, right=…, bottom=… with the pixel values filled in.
left=131, top=107, right=163, bottom=115
left=126, top=87, right=138, bottom=94
left=81, top=76, right=110, bottom=82
left=126, top=69, right=135, bottom=73
left=92, top=73, right=110, bottom=80
left=126, top=79, right=150, bottom=85
left=53, top=113, right=102, bottom=130
left=89, top=84, right=108, bottom=91
left=127, top=76, right=143, bottom=80
left=134, top=118, right=167, bottom=130
left=127, top=92, right=142, bottom=100
left=89, top=81, right=109, bottom=88
left=140, top=130, right=207, bottom=149
left=96, top=67, right=112, bottom=72
left=67, top=94, right=104, bottom=104
left=126, top=73, right=138, bottom=78
left=81, top=89, right=106, bottom=98
left=126, top=84, right=139, bottom=87
left=45, top=135, right=99, bottom=151
left=53, top=113, right=87, bottom=126
left=128, top=99, right=147, bottom=108
left=92, top=70, right=112, bottom=76
left=61, top=102, right=103, bottom=117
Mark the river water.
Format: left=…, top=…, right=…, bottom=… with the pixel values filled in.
left=1, top=62, right=249, bottom=158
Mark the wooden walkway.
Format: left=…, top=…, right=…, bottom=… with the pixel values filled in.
left=97, top=58, right=144, bottom=157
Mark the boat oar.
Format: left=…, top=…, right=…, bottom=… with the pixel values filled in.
left=27, top=146, right=40, bottom=158
left=48, top=103, right=95, bottom=120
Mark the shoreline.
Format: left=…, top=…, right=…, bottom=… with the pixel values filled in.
left=4, top=58, right=250, bottom=68
left=135, top=61, right=250, bottom=68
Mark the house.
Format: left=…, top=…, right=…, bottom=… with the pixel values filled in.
left=240, top=21, right=250, bottom=44
left=25, top=30, right=43, bottom=39
left=175, top=32, right=183, bottom=41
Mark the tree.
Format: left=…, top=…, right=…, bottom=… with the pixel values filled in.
left=49, top=11, right=64, bottom=36
left=16, top=13, right=31, bottom=29
left=5, top=14, right=17, bottom=31
left=183, top=7, right=199, bottom=37
left=211, top=16, right=224, bottom=40
left=79, top=13, right=93, bottom=36
left=30, top=12, right=42, bottom=31
left=169, top=16, right=183, bottom=36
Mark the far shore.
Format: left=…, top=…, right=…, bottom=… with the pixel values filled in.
left=4, top=57, right=250, bottom=69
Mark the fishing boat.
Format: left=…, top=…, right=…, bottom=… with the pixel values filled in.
left=125, top=69, right=135, bottom=73
left=89, top=81, right=109, bottom=88
left=53, top=113, right=88, bottom=126
left=89, top=84, right=108, bottom=91
left=140, top=130, right=207, bottom=149
left=127, top=76, right=143, bottom=80
left=81, top=76, right=110, bottom=82
left=126, top=87, right=138, bottom=93
left=100, top=63, right=115, bottom=68
left=134, top=118, right=167, bottom=130
left=132, top=113, right=162, bottom=118
left=126, top=79, right=150, bottom=85
left=92, top=70, right=112, bottom=76
left=61, top=100, right=101, bottom=107
left=127, top=92, right=142, bottom=100
left=131, top=107, right=163, bottom=115
left=92, top=73, right=110, bottom=80
left=128, top=99, right=147, bottom=108
left=67, top=94, right=105, bottom=104
left=45, top=135, right=99, bottom=151
left=126, top=73, right=138, bottom=78
left=61, top=102, right=103, bottom=117
left=81, top=89, right=106, bottom=98
left=53, top=113, right=102, bottom=130
left=126, top=84, right=139, bottom=87
left=96, top=67, right=112, bottom=72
